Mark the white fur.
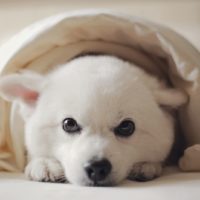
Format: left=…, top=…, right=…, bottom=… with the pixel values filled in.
left=0, top=55, right=187, bottom=186
left=25, top=157, right=65, bottom=182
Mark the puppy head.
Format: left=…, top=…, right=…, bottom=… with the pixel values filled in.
left=0, top=56, right=187, bottom=186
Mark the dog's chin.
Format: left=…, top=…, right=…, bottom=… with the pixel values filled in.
left=89, top=181, right=114, bottom=187
left=68, top=176, right=119, bottom=187
left=80, top=179, right=116, bottom=187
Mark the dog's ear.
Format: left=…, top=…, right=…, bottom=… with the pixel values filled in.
left=0, top=71, right=44, bottom=105
left=154, top=88, right=188, bottom=108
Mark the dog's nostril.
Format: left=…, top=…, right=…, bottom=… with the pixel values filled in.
left=85, top=159, right=112, bottom=182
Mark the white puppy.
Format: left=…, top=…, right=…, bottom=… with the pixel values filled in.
left=0, top=56, right=187, bottom=186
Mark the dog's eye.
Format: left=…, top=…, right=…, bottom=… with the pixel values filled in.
left=62, top=118, right=81, bottom=133
left=114, top=119, right=135, bottom=137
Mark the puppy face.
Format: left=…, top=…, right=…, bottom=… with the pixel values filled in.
left=0, top=56, right=187, bottom=186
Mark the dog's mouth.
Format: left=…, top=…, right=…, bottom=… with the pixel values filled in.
left=86, top=179, right=115, bottom=187
left=58, top=176, right=115, bottom=186
left=62, top=174, right=115, bottom=186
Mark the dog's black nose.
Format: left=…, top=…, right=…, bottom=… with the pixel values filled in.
left=85, top=159, right=112, bottom=182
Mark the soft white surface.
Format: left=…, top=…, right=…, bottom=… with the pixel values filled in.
left=0, top=168, right=200, bottom=200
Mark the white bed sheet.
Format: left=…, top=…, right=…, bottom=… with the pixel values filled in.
left=0, top=168, right=200, bottom=200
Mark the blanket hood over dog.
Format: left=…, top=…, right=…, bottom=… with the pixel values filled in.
left=0, top=10, right=200, bottom=172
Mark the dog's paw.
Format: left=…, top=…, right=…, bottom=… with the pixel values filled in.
left=128, top=162, right=162, bottom=182
left=25, top=157, right=66, bottom=183
left=179, top=144, right=200, bottom=171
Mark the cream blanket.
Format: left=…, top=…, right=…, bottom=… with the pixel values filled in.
left=0, top=10, right=200, bottom=172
